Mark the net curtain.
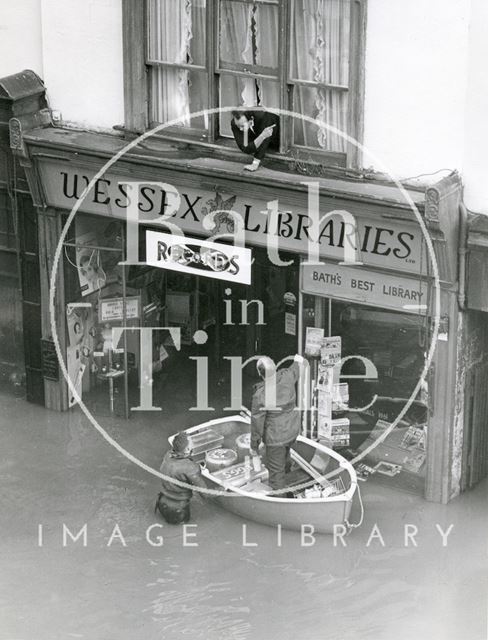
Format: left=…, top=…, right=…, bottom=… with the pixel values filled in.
left=148, top=0, right=350, bottom=151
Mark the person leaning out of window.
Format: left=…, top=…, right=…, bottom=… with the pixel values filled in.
left=231, top=109, right=280, bottom=171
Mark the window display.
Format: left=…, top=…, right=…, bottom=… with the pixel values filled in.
left=302, top=293, right=429, bottom=494
left=62, top=215, right=229, bottom=415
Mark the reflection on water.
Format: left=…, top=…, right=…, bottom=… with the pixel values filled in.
left=145, top=569, right=251, bottom=640
left=2, top=392, right=486, bottom=640
left=138, top=480, right=488, bottom=640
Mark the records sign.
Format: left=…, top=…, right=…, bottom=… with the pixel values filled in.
left=146, top=231, right=252, bottom=285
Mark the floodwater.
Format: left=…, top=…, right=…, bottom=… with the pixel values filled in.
left=1, top=391, right=487, bottom=640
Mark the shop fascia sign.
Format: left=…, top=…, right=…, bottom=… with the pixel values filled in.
left=146, top=230, right=252, bottom=285
left=38, top=160, right=426, bottom=275
left=302, top=263, right=428, bottom=314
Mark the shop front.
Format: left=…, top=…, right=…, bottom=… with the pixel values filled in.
left=59, top=207, right=300, bottom=417
left=19, top=127, right=467, bottom=503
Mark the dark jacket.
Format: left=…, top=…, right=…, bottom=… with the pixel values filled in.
left=231, top=110, right=280, bottom=160
left=159, top=450, right=207, bottom=507
left=251, top=361, right=301, bottom=447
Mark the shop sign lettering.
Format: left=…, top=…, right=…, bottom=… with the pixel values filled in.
left=146, top=230, right=252, bottom=284
left=302, top=264, right=427, bottom=314
left=38, top=161, right=426, bottom=275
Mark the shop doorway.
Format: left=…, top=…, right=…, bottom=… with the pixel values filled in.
left=251, top=247, right=300, bottom=364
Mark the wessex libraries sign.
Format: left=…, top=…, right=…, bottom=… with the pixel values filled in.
left=38, top=161, right=426, bottom=275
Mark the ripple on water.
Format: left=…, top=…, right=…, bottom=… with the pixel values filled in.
left=144, top=575, right=252, bottom=640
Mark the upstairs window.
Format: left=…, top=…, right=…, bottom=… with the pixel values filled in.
left=147, top=0, right=208, bottom=130
left=124, top=0, right=366, bottom=165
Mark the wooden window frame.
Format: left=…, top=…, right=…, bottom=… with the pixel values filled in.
left=122, top=0, right=367, bottom=169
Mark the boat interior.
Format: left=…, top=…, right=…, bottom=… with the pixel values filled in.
left=184, top=418, right=353, bottom=500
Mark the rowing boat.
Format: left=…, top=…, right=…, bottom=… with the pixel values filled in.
left=169, top=415, right=360, bottom=534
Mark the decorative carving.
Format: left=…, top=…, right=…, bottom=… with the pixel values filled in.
left=425, top=187, right=441, bottom=226
left=9, top=118, right=23, bottom=150
left=288, top=149, right=334, bottom=178
left=201, top=192, right=237, bottom=233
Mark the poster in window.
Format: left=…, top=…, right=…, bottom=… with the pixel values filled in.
left=75, top=221, right=107, bottom=296
left=304, top=327, right=324, bottom=357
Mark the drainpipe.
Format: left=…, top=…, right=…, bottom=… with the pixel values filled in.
left=457, top=202, right=468, bottom=310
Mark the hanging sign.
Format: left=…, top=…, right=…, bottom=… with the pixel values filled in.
left=146, top=230, right=252, bottom=284
left=302, top=263, right=427, bottom=314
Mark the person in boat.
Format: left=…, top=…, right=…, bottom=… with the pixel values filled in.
left=231, top=108, right=280, bottom=171
left=249, top=354, right=305, bottom=492
left=155, top=432, right=207, bottom=525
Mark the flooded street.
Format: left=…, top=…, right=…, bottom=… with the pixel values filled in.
left=1, top=392, right=487, bottom=640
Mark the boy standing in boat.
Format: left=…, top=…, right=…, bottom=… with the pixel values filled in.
left=155, top=432, right=207, bottom=524
left=249, top=354, right=305, bottom=492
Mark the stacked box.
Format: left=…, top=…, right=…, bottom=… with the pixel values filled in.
left=187, top=429, right=224, bottom=462
left=205, top=448, right=238, bottom=472
left=318, top=417, right=350, bottom=447
left=213, top=461, right=269, bottom=488
left=330, top=417, right=350, bottom=447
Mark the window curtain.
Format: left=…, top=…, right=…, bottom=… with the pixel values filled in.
left=149, top=0, right=207, bottom=127
left=220, top=2, right=280, bottom=135
left=220, top=2, right=257, bottom=107
left=292, top=0, right=350, bottom=151
left=255, top=3, right=280, bottom=109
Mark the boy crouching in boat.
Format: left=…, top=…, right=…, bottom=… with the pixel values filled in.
left=155, top=432, right=207, bottom=524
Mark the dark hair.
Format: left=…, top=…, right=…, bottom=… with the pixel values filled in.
left=172, top=431, right=190, bottom=453
left=231, top=109, right=252, bottom=120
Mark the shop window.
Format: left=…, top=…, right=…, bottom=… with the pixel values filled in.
left=62, top=214, right=129, bottom=415
left=61, top=213, right=227, bottom=416
left=302, top=295, right=429, bottom=494
left=123, top=0, right=366, bottom=166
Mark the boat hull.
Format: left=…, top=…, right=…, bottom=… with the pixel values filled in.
left=170, top=416, right=358, bottom=534
left=208, top=484, right=353, bottom=534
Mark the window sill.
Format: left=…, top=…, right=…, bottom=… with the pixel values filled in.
left=116, top=125, right=359, bottom=181
left=23, top=125, right=428, bottom=211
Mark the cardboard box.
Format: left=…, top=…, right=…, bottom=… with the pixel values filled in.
left=188, top=429, right=224, bottom=462
left=239, top=479, right=273, bottom=494
left=213, top=462, right=269, bottom=488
